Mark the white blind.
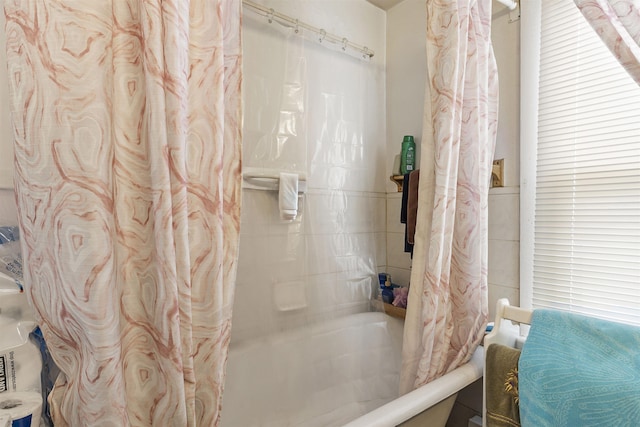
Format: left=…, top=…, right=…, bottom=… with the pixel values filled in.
left=534, top=0, right=640, bottom=324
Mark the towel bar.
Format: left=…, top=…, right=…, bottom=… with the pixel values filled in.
left=242, top=168, right=307, bottom=193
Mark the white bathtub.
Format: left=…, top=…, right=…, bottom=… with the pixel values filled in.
left=220, top=311, right=483, bottom=427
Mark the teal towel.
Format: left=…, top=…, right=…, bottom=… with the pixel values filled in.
left=519, top=309, right=640, bottom=427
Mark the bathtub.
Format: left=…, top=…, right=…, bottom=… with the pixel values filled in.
left=220, top=311, right=484, bottom=427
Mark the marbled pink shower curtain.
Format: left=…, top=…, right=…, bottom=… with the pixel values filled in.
left=574, top=0, right=640, bottom=84
left=400, top=0, right=498, bottom=393
left=4, top=1, right=242, bottom=425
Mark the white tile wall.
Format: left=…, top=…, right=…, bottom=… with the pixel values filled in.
left=375, top=231, right=387, bottom=270
left=386, top=266, right=411, bottom=288
left=488, top=283, right=520, bottom=320
left=232, top=0, right=387, bottom=345
left=387, top=231, right=411, bottom=270
left=385, top=192, right=412, bottom=286
left=488, top=239, right=520, bottom=286
left=234, top=195, right=387, bottom=344
left=488, top=191, right=520, bottom=241
left=386, top=193, right=405, bottom=234
left=383, top=185, right=521, bottom=318
left=487, top=188, right=520, bottom=320
left=385, top=189, right=522, bottom=303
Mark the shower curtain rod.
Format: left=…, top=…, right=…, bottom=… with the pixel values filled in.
left=496, top=0, right=518, bottom=10
left=242, top=0, right=375, bottom=60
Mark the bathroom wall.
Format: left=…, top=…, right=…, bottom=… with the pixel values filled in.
left=383, top=0, right=426, bottom=288
left=384, top=0, right=521, bottom=320
left=486, top=3, right=521, bottom=319
left=231, top=0, right=388, bottom=343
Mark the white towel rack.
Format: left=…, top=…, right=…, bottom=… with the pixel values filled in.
left=242, top=168, right=307, bottom=193
left=482, top=299, right=532, bottom=427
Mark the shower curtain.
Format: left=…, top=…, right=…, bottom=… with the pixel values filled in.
left=400, top=0, right=498, bottom=393
left=573, top=0, right=640, bottom=84
left=3, top=1, right=242, bottom=425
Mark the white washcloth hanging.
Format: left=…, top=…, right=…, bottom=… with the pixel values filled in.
left=279, top=172, right=299, bottom=221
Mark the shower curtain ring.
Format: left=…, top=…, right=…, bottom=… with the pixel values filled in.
left=267, top=8, right=274, bottom=24
left=319, top=29, right=326, bottom=43
left=342, top=38, right=348, bottom=51
left=362, top=47, right=370, bottom=59
left=294, top=19, right=299, bottom=34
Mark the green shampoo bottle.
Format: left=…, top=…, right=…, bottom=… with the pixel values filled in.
left=400, top=135, right=416, bottom=174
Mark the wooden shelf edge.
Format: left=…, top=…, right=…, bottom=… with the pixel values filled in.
left=383, top=302, right=406, bottom=319
left=372, top=298, right=406, bottom=319
left=390, top=175, right=404, bottom=192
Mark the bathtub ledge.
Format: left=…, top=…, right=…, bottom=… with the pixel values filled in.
left=343, top=346, right=484, bottom=427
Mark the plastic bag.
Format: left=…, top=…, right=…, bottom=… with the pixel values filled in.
left=0, top=317, right=41, bottom=394
left=0, top=292, right=41, bottom=401
left=0, top=225, right=56, bottom=426
left=0, top=226, right=23, bottom=294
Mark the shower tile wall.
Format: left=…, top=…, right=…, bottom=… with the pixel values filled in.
left=232, top=191, right=387, bottom=343
left=385, top=192, right=412, bottom=286
left=231, top=0, right=387, bottom=344
left=383, top=188, right=521, bottom=316
left=487, top=188, right=520, bottom=320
